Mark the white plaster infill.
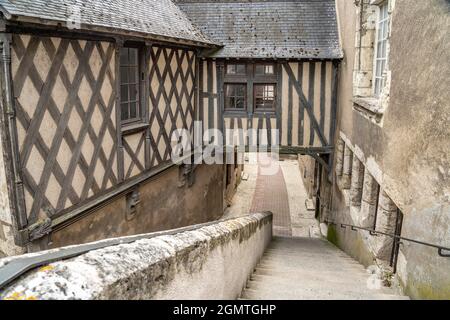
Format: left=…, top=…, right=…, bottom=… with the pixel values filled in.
left=0, top=212, right=273, bottom=300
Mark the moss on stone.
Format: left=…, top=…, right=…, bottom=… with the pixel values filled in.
left=404, top=281, right=450, bottom=300
left=327, top=225, right=339, bottom=246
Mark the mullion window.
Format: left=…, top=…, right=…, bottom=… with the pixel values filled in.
left=223, top=62, right=278, bottom=113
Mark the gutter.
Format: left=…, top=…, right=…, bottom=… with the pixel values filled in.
left=1, top=11, right=220, bottom=49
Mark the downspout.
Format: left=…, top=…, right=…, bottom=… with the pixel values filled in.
left=0, top=27, right=28, bottom=240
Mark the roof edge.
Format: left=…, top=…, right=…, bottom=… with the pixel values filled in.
left=3, top=14, right=221, bottom=48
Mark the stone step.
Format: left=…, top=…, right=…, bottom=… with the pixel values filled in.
left=257, top=259, right=367, bottom=272
left=251, top=271, right=371, bottom=286
left=254, top=266, right=369, bottom=278
left=261, top=253, right=364, bottom=266
left=240, top=237, right=408, bottom=300
left=241, top=287, right=392, bottom=300
left=263, top=249, right=357, bottom=259
left=246, top=276, right=384, bottom=294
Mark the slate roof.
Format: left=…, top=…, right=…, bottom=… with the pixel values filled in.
left=175, top=0, right=343, bottom=59
left=0, top=0, right=217, bottom=46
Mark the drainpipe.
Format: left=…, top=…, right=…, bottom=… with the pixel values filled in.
left=0, top=31, right=28, bottom=238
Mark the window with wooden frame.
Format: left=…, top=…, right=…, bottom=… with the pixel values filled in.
left=254, top=84, right=276, bottom=111
left=225, top=83, right=247, bottom=110
left=120, top=46, right=142, bottom=124
left=255, top=64, right=275, bottom=75
left=223, top=62, right=278, bottom=114
left=226, top=63, right=246, bottom=75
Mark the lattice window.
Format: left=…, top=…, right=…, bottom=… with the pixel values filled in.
left=374, top=2, right=390, bottom=96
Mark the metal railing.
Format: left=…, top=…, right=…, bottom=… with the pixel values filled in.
left=324, top=220, right=450, bottom=258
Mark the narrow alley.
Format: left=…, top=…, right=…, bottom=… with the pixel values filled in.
left=0, top=0, right=448, bottom=303
left=224, top=155, right=320, bottom=238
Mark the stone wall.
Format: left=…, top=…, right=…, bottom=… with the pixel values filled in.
left=0, top=212, right=272, bottom=300
left=332, top=0, right=450, bottom=299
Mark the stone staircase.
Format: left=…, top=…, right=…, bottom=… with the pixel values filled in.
left=241, top=237, right=409, bottom=300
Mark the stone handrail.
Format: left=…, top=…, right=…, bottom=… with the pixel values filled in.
left=0, top=212, right=272, bottom=300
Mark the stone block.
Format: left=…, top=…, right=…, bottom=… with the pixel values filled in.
left=350, top=157, right=365, bottom=206
left=335, top=139, right=345, bottom=177
left=342, top=146, right=353, bottom=189
left=372, top=190, right=398, bottom=261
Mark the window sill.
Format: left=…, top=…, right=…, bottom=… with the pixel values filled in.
left=223, top=111, right=248, bottom=117
left=253, top=111, right=276, bottom=117
left=121, top=122, right=149, bottom=135
left=352, top=97, right=383, bottom=123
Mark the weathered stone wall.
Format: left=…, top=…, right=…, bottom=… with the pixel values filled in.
left=332, top=0, right=450, bottom=299
left=0, top=212, right=272, bottom=300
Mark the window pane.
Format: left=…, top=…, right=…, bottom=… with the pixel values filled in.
left=226, top=65, right=236, bottom=74
left=380, top=60, right=386, bottom=74
left=236, top=84, right=246, bottom=96
left=377, top=42, right=382, bottom=58
left=375, top=60, right=383, bottom=77
left=129, top=48, right=138, bottom=65
left=129, top=102, right=137, bottom=119
left=235, top=98, right=244, bottom=109
left=255, top=65, right=264, bottom=75
left=255, top=84, right=276, bottom=110
left=256, top=64, right=274, bottom=75
left=121, top=103, right=129, bottom=120
left=129, top=67, right=139, bottom=83
left=226, top=96, right=235, bottom=109
left=120, top=48, right=129, bottom=65
left=129, top=84, right=138, bottom=101
left=120, top=66, right=129, bottom=84
left=226, top=64, right=246, bottom=75
left=225, top=84, right=246, bottom=109
left=378, top=22, right=384, bottom=41
left=265, top=65, right=274, bottom=74
left=120, top=85, right=129, bottom=102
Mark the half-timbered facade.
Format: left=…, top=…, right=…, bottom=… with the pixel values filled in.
left=0, top=0, right=229, bottom=255
left=0, top=0, right=343, bottom=256
left=177, top=0, right=342, bottom=164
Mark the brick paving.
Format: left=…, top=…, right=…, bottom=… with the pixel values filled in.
left=250, top=165, right=292, bottom=237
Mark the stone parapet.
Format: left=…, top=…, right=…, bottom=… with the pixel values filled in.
left=0, top=213, right=273, bottom=300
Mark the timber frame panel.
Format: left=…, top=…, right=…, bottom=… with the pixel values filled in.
left=200, top=59, right=339, bottom=152
left=11, top=34, right=118, bottom=229
left=1, top=28, right=200, bottom=244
